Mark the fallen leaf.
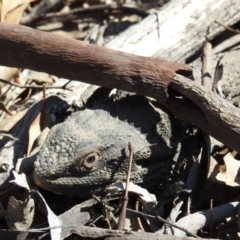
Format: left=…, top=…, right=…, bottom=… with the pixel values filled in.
left=59, top=198, right=97, bottom=239
left=10, top=171, right=32, bottom=191
left=0, top=109, right=27, bottom=131
left=33, top=190, right=62, bottom=240
left=7, top=195, right=35, bottom=230
left=216, top=152, right=240, bottom=186
left=107, top=182, right=157, bottom=212
left=27, top=104, right=53, bottom=155
left=0, top=66, right=18, bottom=83
left=0, top=0, right=33, bottom=23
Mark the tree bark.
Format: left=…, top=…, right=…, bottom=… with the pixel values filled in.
left=0, top=23, right=191, bottom=102
left=0, top=23, right=240, bottom=153
left=71, top=225, right=217, bottom=240
left=169, top=75, right=240, bottom=155
left=106, top=0, right=240, bottom=62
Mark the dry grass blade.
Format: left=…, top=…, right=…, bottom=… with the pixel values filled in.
left=117, top=142, right=134, bottom=230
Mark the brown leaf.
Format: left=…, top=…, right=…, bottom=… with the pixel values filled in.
left=0, top=66, right=18, bottom=81
left=7, top=195, right=35, bottom=230
left=10, top=171, right=31, bottom=191
left=0, top=0, right=33, bottom=24
left=27, top=105, right=53, bottom=155
left=215, top=153, right=240, bottom=187
left=0, top=109, right=27, bottom=131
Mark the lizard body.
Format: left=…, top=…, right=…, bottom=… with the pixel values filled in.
left=34, top=95, right=188, bottom=197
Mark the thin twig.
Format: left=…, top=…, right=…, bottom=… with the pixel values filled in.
left=0, top=78, right=72, bottom=91
left=92, top=194, right=115, bottom=212
left=0, top=132, right=27, bottom=143
left=215, top=20, right=240, bottom=34
left=210, top=199, right=213, bottom=237
left=92, top=194, right=117, bottom=228
left=61, top=80, right=72, bottom=89
left=117, top=142, right=134, bottom=230
left=201, top=42, right=212, bottom=90
left=46, top=4, right=111, bottom=18
left=0, top=101, right=13, bottom=115
left=43, top=85, right=46, bottom=102
left=0, top=185, right=17, bottom=196
left=212, top=56, right=223, bottom=93
left=135, top=200, right=145, bottom=232
left=44, top=3, right=148, bottom=21
left=126, top=208, right=199, bottom=238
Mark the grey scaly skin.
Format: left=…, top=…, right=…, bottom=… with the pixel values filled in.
left=33, top=95, right=188, bottom=197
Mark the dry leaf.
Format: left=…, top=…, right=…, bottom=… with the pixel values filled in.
left=28, top=71, right=55, bottom=84
left=215, top=152, right=240, bottom=186
left=7, top=195, right=35, bottom=230
left=0, top=66, right=19, bottom=89
left=27, top=112, right=41, bottom=155
left=0, top=66, right=18, bottom=79
left=107, top=182, right=157, bottom=212
left=10, top=171, right=32, bottom=191
left=0, top=109, right=27, bottom=131
left=59, top=198, right=97, bottom=239
left=27, top=105, right=53, bottom=155
left=0, top=0, right=33, bottom=23
left=33, top=191, right=62, bottom=240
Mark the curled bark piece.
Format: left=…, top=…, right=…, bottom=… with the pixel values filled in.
left=71, top=225, right=216, bottom=240
left=174, top=201, right=239, bottom=237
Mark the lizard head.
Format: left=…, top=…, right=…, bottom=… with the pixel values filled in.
left=33, top=108, right=155, bottom=197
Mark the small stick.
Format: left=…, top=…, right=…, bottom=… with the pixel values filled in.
left=212, top=57, right=223, bottom=93
left=135, top=200, right=145, bottom=232
left=0, top=185, right=17, bottom=196
left=215, top=20, right=240, bottom=34
left=0, top=101, right=13, bottom=115
left=126, top=208, right=199, bottom=238
left=0, top=132, right=26, bottom=143
left=117, top=142, right=134, bottom=230
left=209, top=199, right=213, bottom=237
left=0, top=78, right=72, bottom=91
left=43, top=85, right=46, bottom=102
left=201, top=42, right=213, bottom=90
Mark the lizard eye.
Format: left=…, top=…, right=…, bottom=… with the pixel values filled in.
left=87, top=156, right=96, bottom=163
left=82, top=153, right=99, bottom=170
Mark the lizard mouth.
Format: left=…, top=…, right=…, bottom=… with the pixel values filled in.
left=33, top=171, right=122, bottom=197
